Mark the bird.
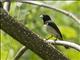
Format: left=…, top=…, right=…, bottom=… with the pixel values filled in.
left=40, top=14, right=69, bottom=49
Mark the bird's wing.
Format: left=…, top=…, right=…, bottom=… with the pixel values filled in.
left=48, top=22, right=63, bottom=40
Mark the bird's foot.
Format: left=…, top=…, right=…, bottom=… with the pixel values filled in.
left=46, top=35, right=53, bottom=40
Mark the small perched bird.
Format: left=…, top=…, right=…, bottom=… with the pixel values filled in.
left=40, top=14, right=68, bottom=49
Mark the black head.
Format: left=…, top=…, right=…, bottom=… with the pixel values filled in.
left=40, top=15, right=51, bottom=24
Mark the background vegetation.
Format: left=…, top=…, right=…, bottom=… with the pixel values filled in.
left=1, top=1, right=80, bottom=60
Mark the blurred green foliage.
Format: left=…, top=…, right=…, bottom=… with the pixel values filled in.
left=1, top=1, right=80, bottom=60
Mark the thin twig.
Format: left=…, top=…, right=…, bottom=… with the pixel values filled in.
left=3, top=0, right=11, bottom=12
left=16, top=1, right=80, bottom=24
left=14, top=46, right=28, bottom=60
left=14, top=39, right=80, bottom=60
left=46, top=40, right=80, bottom=51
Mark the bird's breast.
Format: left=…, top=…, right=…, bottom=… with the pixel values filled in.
left=44, top=24, right=60, bottom=38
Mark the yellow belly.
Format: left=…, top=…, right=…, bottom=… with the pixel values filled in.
left=44, top=25, right=60, bottom=39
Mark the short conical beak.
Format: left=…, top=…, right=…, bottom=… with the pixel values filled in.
left=40, top=15, right=43, bottom=18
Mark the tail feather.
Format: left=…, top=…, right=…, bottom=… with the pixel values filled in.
left=59, top=38, right=69, bottom=49
left=64, top=45, right=69, bottom=49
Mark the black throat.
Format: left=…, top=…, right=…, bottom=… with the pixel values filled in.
left=44, top=20, right=52, bottom=24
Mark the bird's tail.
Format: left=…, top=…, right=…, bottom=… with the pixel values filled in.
left=64, top=45, right=69, bottom=49
left=60, top=38, right=69, bottom=49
